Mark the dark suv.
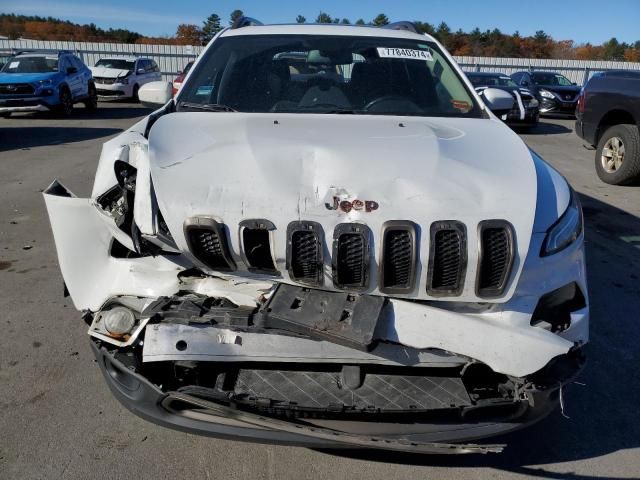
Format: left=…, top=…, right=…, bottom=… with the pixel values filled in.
left=511, top=70, right=581, bottom=116
left=575, top=70, right=640, bottom=185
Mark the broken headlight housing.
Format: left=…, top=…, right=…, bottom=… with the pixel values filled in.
left=541, top=190, right=583, bottom=256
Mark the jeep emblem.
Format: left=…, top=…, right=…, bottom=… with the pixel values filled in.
left=325, top=196, right=379, bottom=213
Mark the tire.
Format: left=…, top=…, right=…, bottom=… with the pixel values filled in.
left=84, top=83, right=98, bottom=112
left=56, top=88, right=74, bottom=117
left=595, top=124, right=640, bottom=185
left=132, top=84, right=139, bottom=103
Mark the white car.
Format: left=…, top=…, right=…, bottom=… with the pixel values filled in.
left=90, top=57, right=161, bottom=101
left=44, top=18, right=588, bottom=454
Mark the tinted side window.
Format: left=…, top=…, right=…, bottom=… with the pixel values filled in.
left=150, top=60, right=159, bottom=72
left=72, top=56, right=85, bottom=69
left=511, top=72, right=523, bottom=83
left=59, top=56, right=70, bottom=72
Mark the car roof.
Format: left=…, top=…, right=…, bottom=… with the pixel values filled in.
left=15, top=52, right=60, bottom=58
left=467, top=72, right=509, bottom=77
left=220, top=23, right=437, bottom=43
left=97, top=56, right=139, bottom=61
left=597, top=69, right=640, bottom=79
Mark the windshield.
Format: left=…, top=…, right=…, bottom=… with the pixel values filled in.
left=468, top=74, right=517, bottom=87
left=1, top=55, right=58, bottom=74
left=532, top=72, right=573, bottom=86
left=95, top=59, right=135, bottom=70
left=178, top=35, right=480, bottom=117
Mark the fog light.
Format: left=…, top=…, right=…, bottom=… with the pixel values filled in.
left=102, top=306, right=136, bottom=336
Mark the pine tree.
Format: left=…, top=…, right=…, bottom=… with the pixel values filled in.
left=202, top=13, right=221, bottom=43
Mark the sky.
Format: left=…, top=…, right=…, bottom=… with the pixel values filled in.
left=2, top=0, right=639, bottom=45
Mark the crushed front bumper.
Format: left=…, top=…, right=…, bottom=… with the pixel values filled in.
left=95, top=82, right=132, bottom=99
left=92, top=341, right=584, bottom=454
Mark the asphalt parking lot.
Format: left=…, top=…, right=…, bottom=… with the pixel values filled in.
left=1, top=102, right=640, bottom=480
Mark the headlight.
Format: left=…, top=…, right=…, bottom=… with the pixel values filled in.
left=528, top=98, right=539, bottom=108
left=118, top=77, right=129, bottom=84
left=539, top=89, right=555, bottom=99
left=541, top=190, right=583, bottom=256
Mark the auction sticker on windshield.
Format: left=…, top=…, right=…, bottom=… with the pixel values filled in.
left=377, top=47, right=433, bottom=61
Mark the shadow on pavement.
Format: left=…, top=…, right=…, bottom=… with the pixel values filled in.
left=3, top=103, right=150, bottom=121
left=520, top=121, right=573, bottom=135
left=319, top=192, right=640, bottom=480
left=0, top=126, right=123, bottom=151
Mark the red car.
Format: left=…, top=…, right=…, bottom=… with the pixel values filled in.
left=172, top=61, right=193, bottom=96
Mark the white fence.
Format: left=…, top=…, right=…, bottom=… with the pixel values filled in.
left=456, top=56, right=640, bottom=85
left=2, top=38, right=640, bottom=84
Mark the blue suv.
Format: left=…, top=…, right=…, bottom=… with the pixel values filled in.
left=0, top=50, right=97, bottom=117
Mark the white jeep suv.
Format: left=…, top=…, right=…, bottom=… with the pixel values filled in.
left=44, top=18, right=588, bottom=454
left=90, top=56, right=161, bottom=101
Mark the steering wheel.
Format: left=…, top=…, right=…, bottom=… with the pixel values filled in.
left=363, top=95, right=420, bottom=113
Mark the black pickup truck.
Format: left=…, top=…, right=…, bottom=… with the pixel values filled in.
left=575, top=70, right=640, bottom=185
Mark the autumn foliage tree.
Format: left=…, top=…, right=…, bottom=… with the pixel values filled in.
left=175, top=24, right=202, bottom=45
left=1, top=12, right=639, bottom=61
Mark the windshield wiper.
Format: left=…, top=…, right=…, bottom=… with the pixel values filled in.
left=179, top=102, right=237, bottom=112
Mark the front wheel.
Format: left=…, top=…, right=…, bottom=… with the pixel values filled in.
left=595, top=124, right=640, bottom=185
left=84, top=83, right=98, bottom=112
left=56, top=88, right=74, bottom=117
left=132, top=84, right=139, bottom=103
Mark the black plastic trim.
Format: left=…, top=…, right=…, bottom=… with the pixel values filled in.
left=184, top=217, right=237, bottom=272
left=331, top=223, right=371, bottom=291
left=383, top=21, right=419, bottom=33
left=476, top=220, right=516, bottom=298
left=286, top=221, right=324, bottom=286
left=379, top=220, right=418, bottom=294
left=238, top=219, right=278, bottom=274
left=231, top=16, right=263, bottom=29
left=426, top=221, right=467, bottom=297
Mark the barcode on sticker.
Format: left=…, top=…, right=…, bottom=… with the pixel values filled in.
left=377, top=48, right=433, bottom=61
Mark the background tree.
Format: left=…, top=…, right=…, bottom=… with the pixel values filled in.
left=229, top=9, right=243, bottom=25
left=372, top=13, right=389, bottom=26
left=340, top=18, right=351, bottom=24
left=435, top=22, right=451, bottom=46
left=175, top=24, right=202, bottom=45
left=0, top=12, right=637, bottom=61
left=316, top=12, right=333, bottom=23
left=201, top=13, right=221, bottom=43
left=601, top=37, right=626, bottom=61
left=414, top=21, right=435, bottom=35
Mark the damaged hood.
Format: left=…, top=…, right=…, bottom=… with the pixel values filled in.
left=148, top=113, right=537, bottom=302
left=89, top=66, right=130, bottom=78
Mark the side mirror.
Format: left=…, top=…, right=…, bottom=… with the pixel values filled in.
left=137, top=68, right=146, bottom=75
left=520, top=80, right=529, bottom=86
left=572, top=82, right=577, bottom=86
left=138, top=81, right=173, bottom=108
left=480, top=88, right=514, bottom=117
left=66, top=67, right=78, bottom=74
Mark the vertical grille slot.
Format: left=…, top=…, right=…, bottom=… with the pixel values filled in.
left=427, top=221, right=467, bottom=296
left=379, top=221, right=417, bottom=294
left=477, top=221, right=515, bottom=297
left=286, top=221, right=324, bottom=286
left=239, top=219, right=277, bottom=274
left=184, top=217, right=236, bottom=272
left=332, top=224, right=371, bottom=290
